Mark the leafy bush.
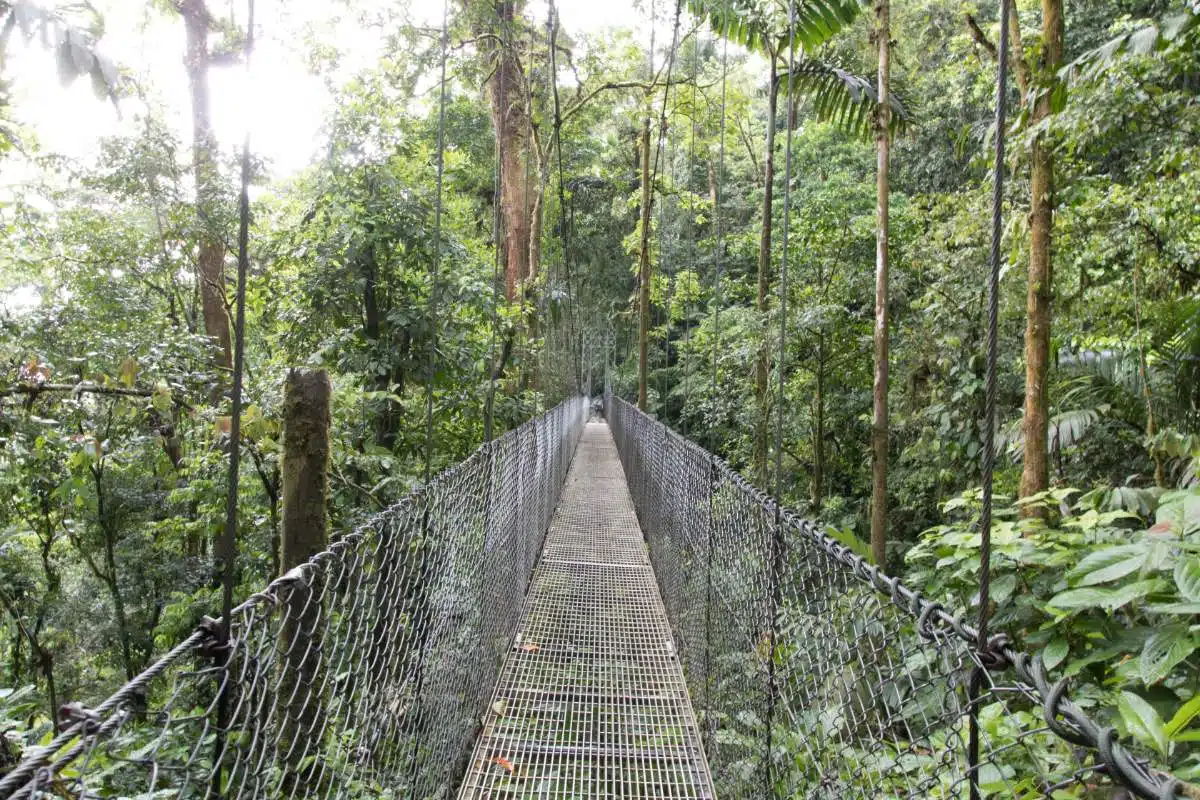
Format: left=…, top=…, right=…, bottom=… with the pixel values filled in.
left=907, top=485, right=1200, bottom=778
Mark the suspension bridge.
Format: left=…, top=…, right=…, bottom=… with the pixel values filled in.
left=0, top=395, right=1185, bottom=799
left=0, top=0, right=1188, bottom=791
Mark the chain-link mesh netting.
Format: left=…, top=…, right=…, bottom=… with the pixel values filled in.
left=0, top=397, right=588, bottom=800
left=606, top=393, right=1184, bottom=800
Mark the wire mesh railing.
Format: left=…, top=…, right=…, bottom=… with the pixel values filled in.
left=606, top=393, right=1186, bottom=800
left=0, top=396, right=589, bottom=800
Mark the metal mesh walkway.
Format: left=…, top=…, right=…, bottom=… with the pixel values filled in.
left=458, top=421, right=715, bottom=799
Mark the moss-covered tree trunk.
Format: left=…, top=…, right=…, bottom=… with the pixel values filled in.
left=870, top=0, right=891, bottom=568
left=278, top=369, right=331, bottom=792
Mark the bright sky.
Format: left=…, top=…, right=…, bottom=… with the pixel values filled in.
left=4, top=0, right=645, bottom=180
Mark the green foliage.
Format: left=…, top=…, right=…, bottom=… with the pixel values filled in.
left=907, top=485, right=1200, bottom=774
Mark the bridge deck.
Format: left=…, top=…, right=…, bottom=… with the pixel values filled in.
left=458, top=421, right=715, bottom=799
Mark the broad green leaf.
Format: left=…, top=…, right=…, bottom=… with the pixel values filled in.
left=1140, top=627, right=1196, bottom=686
left=1148, top=602, right=1200, bottom=614
left=1165, top=693, right=1200, bottom=739
left=1175, top=556, right=1200, bottom=602
left=1118, top=691, right=1169, bottom=756
left=1067, top=544, right=1146, bottom=586
left=1042, top=637, right=1069, bottom=671
left=1047, top=586, right=1113, bottom=610
left=1049, top=579, right=1166, bottom=611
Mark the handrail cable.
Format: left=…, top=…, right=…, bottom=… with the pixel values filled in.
left=213, top=0, right=255, bottom=790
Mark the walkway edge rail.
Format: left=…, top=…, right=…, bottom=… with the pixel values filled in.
left=606, top=392, right=1184, bottom=800
left=0, top=397, right=589, bottom=800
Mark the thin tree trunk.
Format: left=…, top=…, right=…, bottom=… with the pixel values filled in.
left=1018, top=0, right=1064, bottom=508
left=638, top=108, right=653, bottom=412
left=90, top=463, right=136, bottom=682
left=180, top=0, right=231, bottom=372
left=753, top=61, right=778, bottom=487
left=870, top=0, right=890, bottom=569
left=812, top=330, right=825, bottom=511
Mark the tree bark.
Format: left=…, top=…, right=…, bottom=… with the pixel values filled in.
left=179, top=0, right=231, bottom=372
left=812, top=329, right=825, bottom=511
left=484, top=0, right=538, bottom=302
left=278, top=369, right=331, bottom=791
left=870, top=0, right=890, bottom=569
left=1018, top=0, right=1064, bottom=508
left=637, top=108, right=653, bottom=412
left=753, top=60, right=778, bottom=487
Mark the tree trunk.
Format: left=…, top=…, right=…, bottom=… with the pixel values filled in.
left=637, top=108, right=653, bottom=412
left=180, top=0, right=231, bottom=372
left=485, top=0, right=537, bottom=302
left=1018, top=0, right=1064, bottom=508
left=753, top=61, right=778, bottom=487
left=870, top=0, right=890, bottom=569
left=812, top=329, right=825, bottom=511
left=278, top=369, right=331, bottom=791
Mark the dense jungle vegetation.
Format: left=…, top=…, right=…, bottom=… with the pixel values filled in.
left=0, top=0, right=1198, bottom=784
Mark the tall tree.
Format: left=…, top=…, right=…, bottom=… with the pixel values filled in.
left=870, top=0, right=890, bottom=566
left=480, top=0, right=540, bottom=303
left=1017, top=0, right=1064, bottom=506
left=175, top=0, right=235, bottom=371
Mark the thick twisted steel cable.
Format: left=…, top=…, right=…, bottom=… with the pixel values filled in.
left=970, top=1, right=1010, bottom=798
left=423, top=0, right=450, bottom=486
left=764, top=0, right=797, bottom=787
left=484, top=7, right=506, bottom=443
left=407, top=2, right=450, bottom=787
left=708, top=35, right=728, bottom=454
left=681, top=35, right=699, bottom=436
left=548, top=0, right=581, bottom=396
left=213, top=0, right=255, bottom=790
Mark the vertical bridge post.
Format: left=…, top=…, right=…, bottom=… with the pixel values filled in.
left=278, top=368, right=331, bottom=793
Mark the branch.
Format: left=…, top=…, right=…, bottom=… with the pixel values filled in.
left=964, top=13, right=998, bottom=60
left=964, top=11, right=1030, bottom=106
left=0, top=382, right=191, bottom=409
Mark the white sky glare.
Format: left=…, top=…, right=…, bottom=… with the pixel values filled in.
left=4, top=0, right=644, bottom=181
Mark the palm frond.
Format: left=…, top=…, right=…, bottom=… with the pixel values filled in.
left=999, top=406, right=1108, bottom=459
left=784, top=59, right=910, bottom=139
left=1061, top=8, right=1198, bottom=84
left=686, top=0, right=865, bottom=56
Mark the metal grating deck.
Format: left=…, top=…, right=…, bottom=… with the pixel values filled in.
left=458, top=422, right=715, bottom=799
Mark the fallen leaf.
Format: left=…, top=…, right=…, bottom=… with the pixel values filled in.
left=491, top=699, right=508, bottom=717
left=492, top=756, right=515, bottom=775
left=521, top=642, right=540, bottom=653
